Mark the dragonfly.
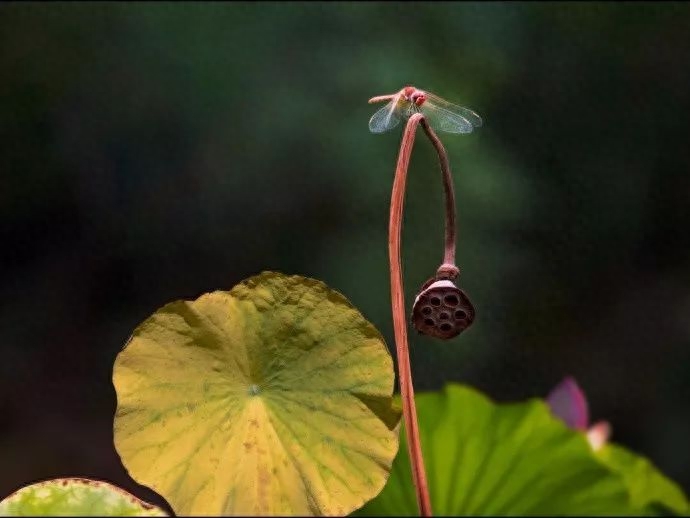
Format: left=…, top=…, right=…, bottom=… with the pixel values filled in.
left=368, top=86, right=482, bottom=135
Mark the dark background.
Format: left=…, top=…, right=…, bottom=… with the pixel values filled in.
left=2, top=2, right=689, bottom=511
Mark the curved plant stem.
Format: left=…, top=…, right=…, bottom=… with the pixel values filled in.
left=420, top=120, right=458, bottom=277
left=388, top=112, right=433, bottom=516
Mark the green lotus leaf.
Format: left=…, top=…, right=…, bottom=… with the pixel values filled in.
left=356, top=383, right=648, bottom=516
left=0, top=478, right=167, bottom=516
left=595, top=443, right=689, bottom=515
left=113, top=271, right=400, bottom=516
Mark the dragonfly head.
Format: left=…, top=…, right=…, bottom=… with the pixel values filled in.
left=402, top=86, right=426, bottom=106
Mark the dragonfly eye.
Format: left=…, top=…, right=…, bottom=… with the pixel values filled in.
left=413, top=93, right=426, bottom=106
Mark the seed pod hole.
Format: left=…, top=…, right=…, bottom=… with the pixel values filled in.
left=439, top=323, right=453, bottom=332
left=430, top=296, right=441, bottom=306
left=444, top=294, right=459, bottom=306
left=424, top=318, right=435, bottom=326
left=439, top=312, right=450, bottom=320
left=421, top=306, right=432, bottom=316
left=455, top=310, right=466, bottom=320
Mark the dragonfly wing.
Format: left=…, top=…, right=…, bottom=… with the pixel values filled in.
left=423, top=102, right=475, bottom=134
left=400, top=100, right=418, bottom=118
left=425, top=92, right=483, bottom=128
left=369, top=100, right=401, bottom=134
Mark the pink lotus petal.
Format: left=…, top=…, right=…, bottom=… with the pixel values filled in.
left=546, top=376, right=590, bottom=430
left=587, top=420, right=612, bottom=451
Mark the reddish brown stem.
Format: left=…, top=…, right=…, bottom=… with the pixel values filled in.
left=420, top=120, right=458, bottom=278
left=389, top=112, right=433, bottom=516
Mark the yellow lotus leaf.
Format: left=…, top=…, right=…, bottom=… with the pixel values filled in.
left=0, top=478, right=167, bottom=516
left=113, top=271, right=400, bottom=516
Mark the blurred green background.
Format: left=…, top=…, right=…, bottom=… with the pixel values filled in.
left=2, top=1, right=689, bottom=510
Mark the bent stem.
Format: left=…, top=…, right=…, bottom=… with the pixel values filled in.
left=388, top=113, right=426, bottom=516
left=420, top=120, right=458, bottom=279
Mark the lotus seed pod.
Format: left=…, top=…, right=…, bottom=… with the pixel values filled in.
left=411, top=278, right=475, bottom=339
